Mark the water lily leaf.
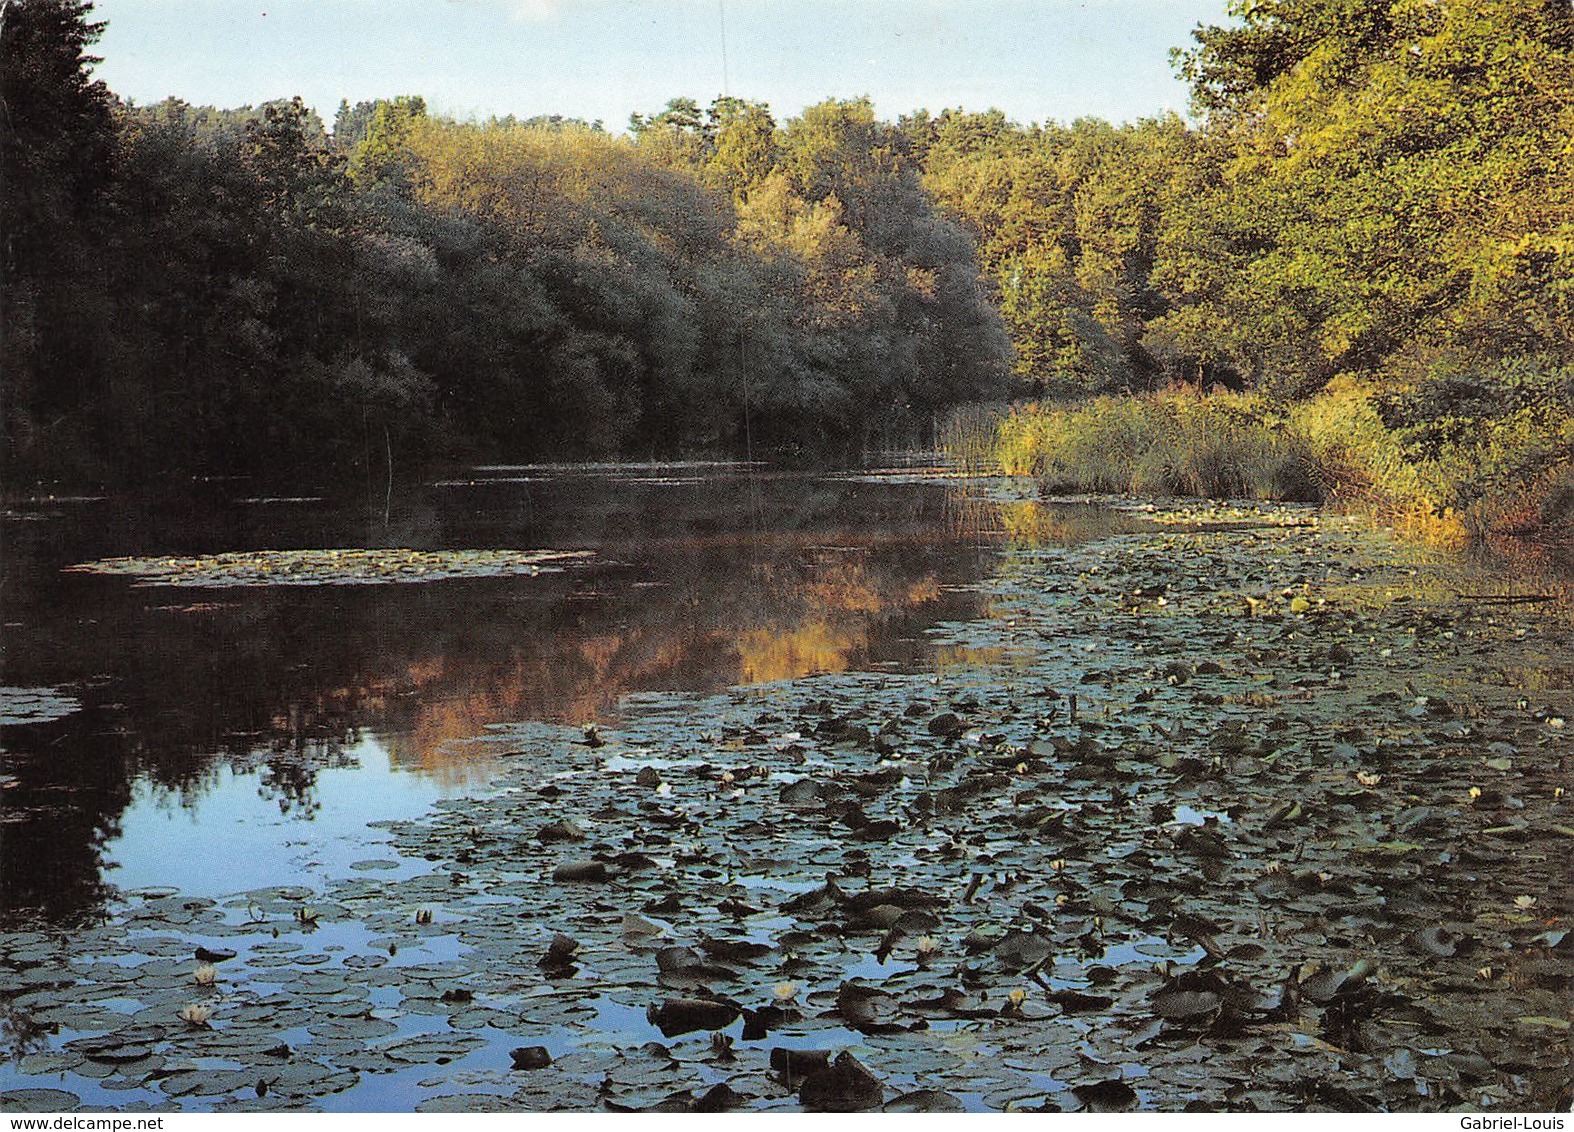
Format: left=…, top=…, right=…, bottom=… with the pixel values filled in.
left=1409, top=924, right=1465, bottom=958
left=381, top=1033, right=487, bottom=1064
left=16, top=1053, right=84, bottom=1076
left=646, top=997, right=740, bottom=1037
left=1516, top=1016, right=1570, bottom=1030
left=927, top=713, right=966, bottom=739
left=0, top=1088, right=81, bottom=1111
left=349, top=859, right=401, bottom=871
left=835, top=982, right=903, bottom=1032
left=698, top=937, right=773, bottom=964
left=778, top=881, right=846, bottom=921
left=510, top=1046, right=552, bottom=1070
left=538, top=933, right=580, bottom=969
left=692, top=1082, right=748, bottom=1112
left=0, top=686, right=82, bottom=725
left=415, top=1093, right=517, bottom=1113
left=885, top=1089, right=965, bottom=1112
left=770, top=1047, right=831, bottom=1086
left=1262, top=801, right=1304, bottom=831
left=799, top=1051, right=885, bottom=1112
left=160, top=1068, right=260, bottom=1098
left=993, top=930, right=1053, bottom=972
left=1442, top=1052, right=1495, bottom=1080
left=67, top=548, right=592, bottom=588
left=904, top=986, right=994, bottom=1018
left=779, top=779, right=823, bottom=805
left=538, top=820, right=586, bottom=843
left=1383, top=1047, right=1417, bottom=1080
left=655, top=945, right=735, bottom=987
left=1047, top=990, right=1114, bottom=1014
left=1071, top=1078, right=1138, bottom=1112
left=1151, top=988, right=1221, bottom=1021
left=551, top=860, right=609, bottom=883
left=1298, top=958, right=1376, bottom=1004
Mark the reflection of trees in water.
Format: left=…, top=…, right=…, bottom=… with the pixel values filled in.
left=0, top=474, right=1000, bottom=916
left=0, top=708, right=360, bottom=923
left=0, top=723, right=129, bottom=925
left=380, top=542, right=965, bottom=781
left=945, top=492, right=1153, bottom=548
left=249, top=733, right=362, bottom=820
left=258, top=758, right=322, bottom=819
left=0, top=1002, right=53, bottom=1062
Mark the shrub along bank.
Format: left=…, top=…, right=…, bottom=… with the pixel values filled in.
left=988, top=372, right=1574, bottom=554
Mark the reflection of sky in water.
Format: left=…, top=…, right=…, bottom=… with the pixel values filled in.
left=0, top=472, right=1231, bottom=924
left=103, top=735, right=446, bottom=900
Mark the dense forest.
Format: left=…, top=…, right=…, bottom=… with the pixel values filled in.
left=3, top=0, right=1572, bottom=541
left=917, top=0, right=1573, bottom=544
left=0, top=1, right=1009, bottom=483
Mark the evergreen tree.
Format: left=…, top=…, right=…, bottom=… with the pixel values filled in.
left=1, top=0, right=117, bottom=475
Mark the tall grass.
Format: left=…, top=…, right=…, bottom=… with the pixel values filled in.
left=1289, top=377, right=1470, bottom=546
left=996, top=391, right=1322, bottom=502
left=989, top=375, right=1574, bottom=549
left=937, top=403, right=1010, bottom=474
left=1291, top=373, right=1574, bottom=547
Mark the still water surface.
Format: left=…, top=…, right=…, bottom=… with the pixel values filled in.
left=0, top=463, right=1132, bottom=925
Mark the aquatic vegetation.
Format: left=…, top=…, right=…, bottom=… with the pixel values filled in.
left=64, top=548, right=594, bottom=588
left=3, top=499, right=1570, bottom=1113
left=0, top=687, right=82, bottom=726
left=993, top=393, right=1321, bottom=502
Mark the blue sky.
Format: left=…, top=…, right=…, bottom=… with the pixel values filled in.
left=92, top=0, right=1231, bottom=131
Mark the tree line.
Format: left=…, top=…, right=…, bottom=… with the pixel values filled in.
left=4, top=0, right=1570, bottom=520
left=918, top=0, right=1571, bottom=536
left=0, top=2, right=1009, bottom=485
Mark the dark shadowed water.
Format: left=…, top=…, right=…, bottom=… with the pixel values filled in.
left=0, top=463, right=1139, bottom=926
left=4, top=468, right=1571, bottom=1114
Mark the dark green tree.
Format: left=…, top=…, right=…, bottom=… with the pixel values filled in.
left=1, top=0, right=117, bottom=475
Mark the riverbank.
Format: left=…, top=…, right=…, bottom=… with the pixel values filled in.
left=986, top=387, right=1574, bottom=562
left=2, top=490, right=1570, bottom=1113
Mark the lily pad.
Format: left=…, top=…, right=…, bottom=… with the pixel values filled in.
left=415, top=1094, right=517, bottom=1113
left=885, top=1089, right=966, bottom=1113
left=646, top=997, right=741, bottom=1037
left=65, top=547, right=593, bottom=588
left=1072, top=1079, right=1138, bottom=1112
left=509, top=1046, right=552, bottom=1070
left=382, top=1033, right=488, bottom=1064
left=835, top=982, right=904, bottom=1032
left=1151, top=988, right=1222, bottom=1021
left=0, top=687, right=81, bottom=725
left=0, top=1089, right=81, bottom=1111
left=799, top=1051, right=885, bottom=1112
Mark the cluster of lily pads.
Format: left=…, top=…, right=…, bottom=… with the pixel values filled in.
left=62, top=549, right=593, bottom=588
left=2, top=503, right=1570, bottom=1112
left=0, top=688, right=82, bottom=727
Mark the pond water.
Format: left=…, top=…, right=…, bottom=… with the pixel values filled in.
left=0, top=463, right=1136, bottom=926
left=3, top=464, right=1571, bottom=1113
